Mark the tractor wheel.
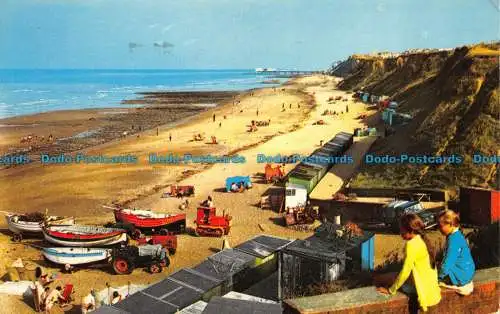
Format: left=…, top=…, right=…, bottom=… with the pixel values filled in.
left=12, top=233, right=22, bottom=242
left=159, top=229, right=169, bottom=235
left=131, top=229, right=142, bottom=240
left=168, top=248, right=176, bottom=256
left=149, top=264, right=162, bottom=274
left=214, top=228, right=223, bottom=237
left=160, top=256, right=171, bottom=268
left=113, top=258, right=133, bottom=275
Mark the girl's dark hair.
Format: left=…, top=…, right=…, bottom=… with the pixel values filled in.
left=399, top=213, right=436, bottom=268
left=35, top=267, right=42, bottom=279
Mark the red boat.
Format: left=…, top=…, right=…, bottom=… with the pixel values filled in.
left=43, top=225, right=128, bottom=247
left=114, top=208, right=186, bottom=237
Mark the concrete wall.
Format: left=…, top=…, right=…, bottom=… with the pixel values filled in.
left=283, top=267, right=499, bottom=314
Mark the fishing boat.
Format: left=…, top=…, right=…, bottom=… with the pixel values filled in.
left=113, top=208, right=186, bottom=234
left=43, top=225, right=128, bottom=247
left=42, top=247, right=112, bottom=265
left=5, top=213, right=75, bottom=241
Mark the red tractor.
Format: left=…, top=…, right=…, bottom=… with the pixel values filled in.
left=265, top=164, right=285, bottom=183
left=194, top=207, right=231, bottom=237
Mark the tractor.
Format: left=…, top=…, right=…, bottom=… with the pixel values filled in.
left=136, top=234, right=177, bottom=255
left=112, top=244, right=170, bottom=275
left=194, top=207, right=231, bottom=237
left=264, top=164, right=285, bottom=183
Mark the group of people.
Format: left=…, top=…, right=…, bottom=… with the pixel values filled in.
left=376, top=210, right=476, bottom=312
left=32, top=269, right=64, bottom=314
left=230, top=181, right=252, bottom=192
left=31, top=266, right=126, bottom=313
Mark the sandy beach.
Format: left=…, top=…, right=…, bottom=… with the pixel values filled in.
left=0, top=75, right=422, bottom=314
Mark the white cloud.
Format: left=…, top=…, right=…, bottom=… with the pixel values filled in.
left=421, top=30, right=429, bottom=40
left=149, top=23, right=159, bottom=29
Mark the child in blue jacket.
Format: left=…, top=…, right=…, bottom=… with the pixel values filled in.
left=437, top=210, right=475, bottom=295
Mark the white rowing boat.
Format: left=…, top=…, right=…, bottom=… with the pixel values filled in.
left=5, top=214, right=75, bottom=235
left=42, top=247, right=112, bottom=265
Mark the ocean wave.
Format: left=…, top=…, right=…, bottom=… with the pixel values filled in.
left=17, top=99, right=52, bottom=106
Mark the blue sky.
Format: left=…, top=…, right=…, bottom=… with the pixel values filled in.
left=0, top=0, right=498, bottom=69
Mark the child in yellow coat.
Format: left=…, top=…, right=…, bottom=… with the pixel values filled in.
left=377, top=213, right=441, bottom=312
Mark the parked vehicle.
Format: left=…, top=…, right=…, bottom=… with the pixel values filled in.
left=382, top=200, right=436, bottom=232
left=194, top=207, right=231, bottom=237
left=225, top=176, right=252, bottom=192
left=112, top=244, right=169, bottom=274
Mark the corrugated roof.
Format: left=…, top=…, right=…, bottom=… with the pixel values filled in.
left=235, top=235, right=292, bottom=258
left=95, top=236, right=291, bottom=314
left=93, top=306, right=130, bottom=314
left=283, top=223, right=374, bottom=262
left=179, top=301, right=208, bottom=314
left=201, top=296, right=282, bottom=314
left=114, top=291, right=178, bottom=314
left=192, top=249, right=255, bottom=281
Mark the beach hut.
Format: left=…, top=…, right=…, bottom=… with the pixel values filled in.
left=280, top=222, right=374, bottom=299
left=361, top=93, right=370, bottom=103
left=382, top=108, right=395, bottom=125
left=285, top=183, right=308, bottom=209
left=288, top=172, right=317, bottom=194
left=298, top=162, right=329, bottom=180
left=97, top=235, right=293, bottom=314
left=322, top=142, right=343, bottom=155
left=291, top=167, right=321, bottom=188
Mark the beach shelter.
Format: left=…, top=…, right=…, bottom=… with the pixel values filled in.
left=288, top=172, right=317, bottom=194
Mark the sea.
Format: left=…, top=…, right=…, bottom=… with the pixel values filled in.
left=0, top=69, right=285, bottom=119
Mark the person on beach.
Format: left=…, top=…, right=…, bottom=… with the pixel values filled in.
left=45, top=286, right=64, bottom=314
left=213, top=113, right=216, bottom=122
left=256, top=109, right=259, bottom=116
left=40, top=287, right=50, bottom=311
left=437, top=210, right=475, bottom=295
left=81, top=289, right=96, bottom=313
left=219, top=122, right=222, bottom=128
left=289, top=103, right=292, bottom=109
left=169, top=133, right=172, bottom=142
left=346, top=105, right=349, bottom=113
left=202, top=196, right=214, bottom=208
left=111, top=291, right=122, bottom=305
left=230, top=182, right=239, bottom=192
left=376, top=213, right=441, bottom=312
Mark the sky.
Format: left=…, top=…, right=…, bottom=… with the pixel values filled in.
left=0, top=0, right=498, bottom=70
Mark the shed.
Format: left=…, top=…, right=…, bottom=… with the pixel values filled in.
left=459, top=186, right=500, bottom=225
left=280, top=222, right=374, bottom=299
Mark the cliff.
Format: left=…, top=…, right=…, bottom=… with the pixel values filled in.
left=332, top=43, right=500, bottom=191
